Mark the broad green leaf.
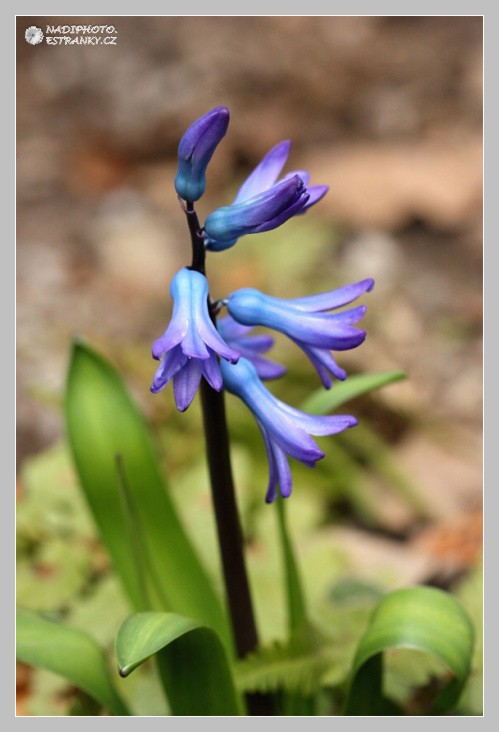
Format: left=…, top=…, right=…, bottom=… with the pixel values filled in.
left=64, top=341, right=231, bottom=651
left=301, top=370, right=407, bottom=414
left=116, top=612, right=242, bottom=716
left=343, top=586, right=474, bottom=715
left=16, top=608, right=129, bottom=716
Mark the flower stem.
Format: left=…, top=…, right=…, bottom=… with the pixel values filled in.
left=199, top=381, right=259, bottom=657
left=185, top=201, right=273, bottom=714
left=186, top=202, right=206, bottom=273
left=199, top=381, right=274, bottom=716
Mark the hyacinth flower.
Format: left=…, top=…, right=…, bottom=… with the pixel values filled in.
left=217, top=315, right=286, bottom=381
left=204, top=140, right=328, bottom=251
left=226, top=278, right=375, bottom=387
left=220, top=357, right=357, bottom=502
left=174, top=106, right=230, bottom=203
left=150, top=268, right=239, bottom=411
left=144, top=107, right=375, bottom=691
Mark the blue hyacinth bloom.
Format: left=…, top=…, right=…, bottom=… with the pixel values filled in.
left=227, top=278, right=374, bottom=387
left=220, top=357, right=357, bottom=502
left=205, top=140, right=328, bottom=251
left=150, top=268, right=239, bottom=411
left=218, top=316, right=286, bottom=381
left=174, top=106, right=230, bottom=203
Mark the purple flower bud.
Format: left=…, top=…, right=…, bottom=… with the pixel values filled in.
left=227, top=279, right=374, bottom=387
left=150, top=268, right=239, bottom=411
left=220, top=357, right=357, bottom=502
left=174, top=106, right=230, bottom=202
left=205, top=140, right=328, bottom=251
left=204, top=176, right=309, bottom=249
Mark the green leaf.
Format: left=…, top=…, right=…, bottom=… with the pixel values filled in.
left=275, top=497, right=307, bottom=633
left=64, top=341, right=231, bottom=651
left=16, top=608, right=129, bottom=716
left=301, top=369, right=429, bottom=517
left=343, top=586, right=475, bottom=715
left=115, top=612, right=242, bottom=716
left=301, top=370, right=407, bottom=414
left=234, top=638, right=331, bottom=698
left=274, top=498, right=317, bottom=714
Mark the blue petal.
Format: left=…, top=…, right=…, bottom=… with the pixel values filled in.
left=237, top=349, right=286, bottom=380
left=300, top=185, right=329, bottom=210
left=233, top=140, right=291, bottom=204
left=277, top=399, right=358, bottom=436
left=294, top=341, right=347, bottom=388
left=218, top=316, right=284, bottom=380
left=231, top=333, right=275, bottom=353
left=173, top=358, right=204, bottom=412
left=150, top=345, right=187, bottom=394
left=204, top=176, right=307, bottom=243
left=290, top=279, right=375, bottom=312
left=227, top=289, right=367, bottom=350
left=221, top=358, right=324, bottom=462
left=195, top=314, right=240, bottom=363
left=250, top=189, right=310, bottom=234
left=166, top=268, right=240, bottom=362
left=217, top=315, right=254, bottom=340
left=199, top=351, right=223, bottom=391
left=152, top=297, right=189, bottom=360
left=282, top=170, right=310, bottom=185
left=258, top=422, right=293, bottom=502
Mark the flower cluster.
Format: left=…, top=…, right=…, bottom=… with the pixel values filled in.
left=151, top=106, right=373, bottom=502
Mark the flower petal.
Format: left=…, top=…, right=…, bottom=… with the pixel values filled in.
left=238, top=350, right=286, bottom=380
left=227, top=289, right=367, bottom=350
left=233, top=140, right=291, bottom=204
left=150, top=345, right=187, bottom=393
left=217, top=315, right=254, bottom=340
left=204, top=176, right=307, bottom=243
left=294, top=341, right=347, bottom=388
left=300, top=184, right=329, bottom=210
left=173, top=359, right=204, bottom=412
left=199, top=351, right=223, bottom=391
left=290, top=279, right=375, bottom=312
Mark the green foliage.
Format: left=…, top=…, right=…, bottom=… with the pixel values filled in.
left=343, top=586, right=475, bottom=715
left=453, top=566, right=483, bottom=715
left=116, top=612, right=242, bottom=715
left=235, top=638, right=332, bottom=697
left=301, top=370, right=407, bottom=414
left=64, top=340, right=231, bottom=650
left=16, top=608, right=129, bottom=716
left=17, top=337, right=480, bottom=716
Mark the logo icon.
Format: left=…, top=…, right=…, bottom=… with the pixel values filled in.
left=25, top=26, right=44, bottom=45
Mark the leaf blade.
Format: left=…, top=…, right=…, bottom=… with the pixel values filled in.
left=16, top=608, right=129, bottom=716
left=301, top=370, right=407, bottom=414
left=64, top=341, right=231, bottom=650
left=343, top=586, right=475, bottom=715
left=116, top=612, right=242, bottom=716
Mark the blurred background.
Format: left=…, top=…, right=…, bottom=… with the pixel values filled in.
left=16, top=16, right=483, bottom=715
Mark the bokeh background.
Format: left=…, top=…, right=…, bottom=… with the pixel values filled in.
left=16, top=16, right=483, bottom=715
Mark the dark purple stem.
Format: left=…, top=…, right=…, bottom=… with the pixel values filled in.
left=184, top=201, right=273, bottom=715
